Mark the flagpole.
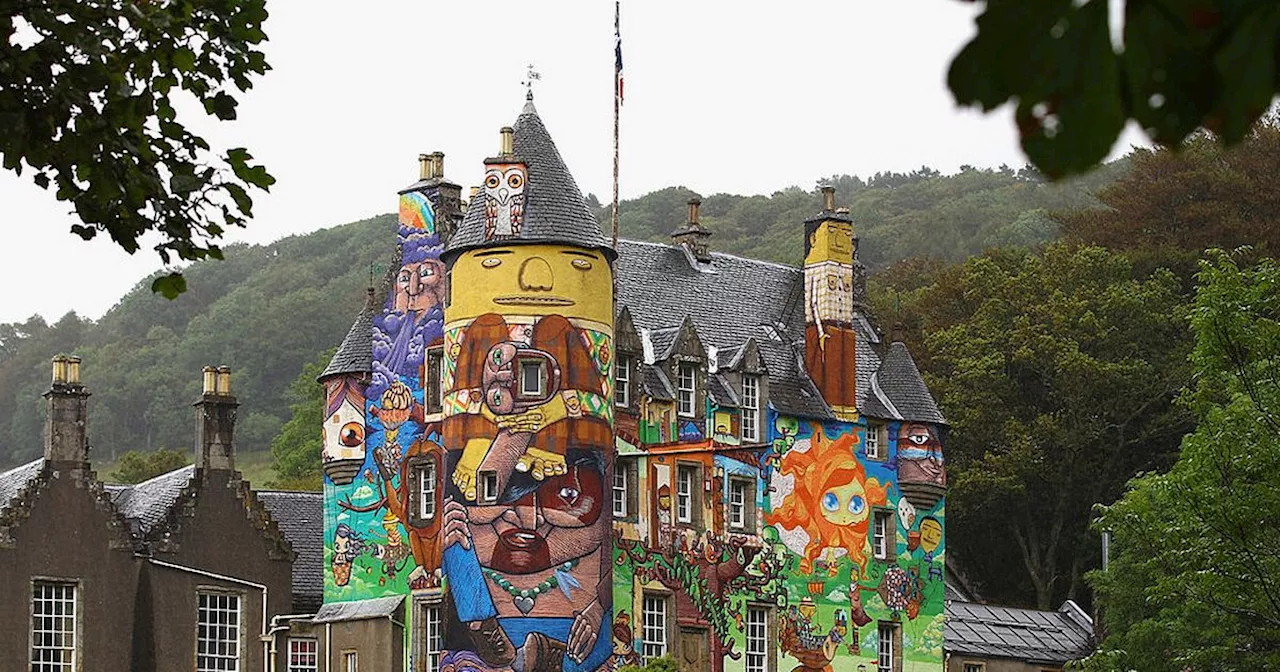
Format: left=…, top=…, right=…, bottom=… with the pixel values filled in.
left=611, top=0, right=621, bottom=250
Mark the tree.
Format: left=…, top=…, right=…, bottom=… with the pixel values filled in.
left=908, top=244, right=1193, bottom=608
left=110, top=447, right=190, bottom=484
left=950, top=1, right=1280, bottom=178
left=1086, top=250, right=1280, bottom=670
left=268, top=348, right=333, bottom=491
left=0, top=0, right=275, bottom=298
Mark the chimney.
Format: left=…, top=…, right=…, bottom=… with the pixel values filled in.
left=822, top=185, right=836, bottom=212
left=44, top=355, right=90, bottom=465
left=418, top=153, right=436, bottom=181
left=499, top=126, right=515, bottom=156
left=672, top=197, right=713, bottom=263
left=802, top=187, right=859, bottom=418
left=194, top=366, right=238, bottom=471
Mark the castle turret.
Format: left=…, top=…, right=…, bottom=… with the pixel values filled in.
left=803, top=185, right=860, bottom=419
left=439, top=96, right=617, bottom=672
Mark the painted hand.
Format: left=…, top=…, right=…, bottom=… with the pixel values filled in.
left=442, top=498, right=472, bottom=550
left=514, top=447, right=567, bottom=481
left=567, top=597, right=603, bottom=663
left=495, top=394, right=568, bottom=433
left=453, top=437, right=492, bottom=501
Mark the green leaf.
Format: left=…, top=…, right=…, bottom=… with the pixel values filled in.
left=173, top=46, right=196, bottom=74
left=224, top=182, right=252, bottom=215
left=151, top=272, right=187, bottom=299
left=1213, top=4, right=1280, bottom=143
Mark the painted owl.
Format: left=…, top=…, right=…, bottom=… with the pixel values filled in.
left=483, top=163, right=526, bottom=240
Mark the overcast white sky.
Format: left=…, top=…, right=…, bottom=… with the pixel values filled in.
left=0, top=1, right=1144, bottom=325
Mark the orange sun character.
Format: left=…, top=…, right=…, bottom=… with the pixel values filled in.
left=766, top=430, right=890, bottom=576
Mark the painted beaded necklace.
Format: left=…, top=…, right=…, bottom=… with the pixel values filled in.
left=482, top=559, right=580, bottom=615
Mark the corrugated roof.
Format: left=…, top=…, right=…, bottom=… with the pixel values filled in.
left=945, top=600, right=1094, bottom=664
left=447, top=100, right=612, bottom=259
left=312, top=595, right=404, bottom=623
left=258, top=490, right=324, bottom=612
left=0, top=458, right=43, bottom=515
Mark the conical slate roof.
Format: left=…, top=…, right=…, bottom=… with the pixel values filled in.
left=862, top=341, right=947, bottom=425
left=320, top=288, right=377, bottom=380
left=446, top=99, right=614, bottom=260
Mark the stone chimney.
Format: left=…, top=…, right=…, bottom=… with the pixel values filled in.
left=671, top=197, right=713, bottom=263
left=44, top=355, right=90, bottom=465
left=402, top=150, right=463, bottom=243
left=802, top=187, right=860, bottom=420
left=194, top=366, right=238, bottom=471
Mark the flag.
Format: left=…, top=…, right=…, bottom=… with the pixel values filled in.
left=614, top=0, right=624, bottom=104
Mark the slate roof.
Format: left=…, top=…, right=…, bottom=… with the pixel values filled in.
left=616, top=240, right=832, bottom=419
left=708, top=374, right=740, bottom=407
left=258, top=490, right=324, bottom=612
left=946, top=600, right=1094, bottom=665
left=447, top=99, right=613, bottom=260
left=862, top=342, right=946, bottom=425
left=321, top=288, right=377, bottom=380
left=312, top=595, right=405, bottom=623
left=0, top=458, right=43, bottom=515
left=642, top=364, right=676, bottom=401
left=107, top=465, right=196, bottom=536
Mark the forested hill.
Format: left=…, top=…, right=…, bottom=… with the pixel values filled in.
left=596, top=161, right=1127, bottom=267
left=0, top=163, right=1124, bottom=469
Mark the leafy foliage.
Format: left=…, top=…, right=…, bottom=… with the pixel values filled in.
left=268, top=348, right=332, bottom=491
left=0, top=0, right=275, bottom=297
left=110, top=448, right=190, bottom=484
left=0, top=214, right=395, bottom=469
left=1085, top=250, right=1280, bottom=670
left=877, top=244, right=1193, bottom=609
left=950, top=0, right=1280, bottom=178
left=616, top=656, right=677, bottom=672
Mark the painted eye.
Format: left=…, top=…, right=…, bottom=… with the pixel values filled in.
left=559, top=487, right=580, bottom=505
left=910, top=433, right=929, bottom=445
left=485, top=173, right=501, bottom=188
left=571, top=259, right=592, bottom=270
left=822, top=492, right=839, bottom=512
left=848, top=496, right=864, bottom=515
left=339, top=422, right=364, bottom=447
left=482, top=257, right=502, bottom=268
left=507, top=172, right=524, bottom=189
left=492, top=390, right=503, bottom=406
left=492, top=350, right=503, bottom=364
left=419, top=265, right=434, bottom=278
left=397, top=271, right=411, bottom=286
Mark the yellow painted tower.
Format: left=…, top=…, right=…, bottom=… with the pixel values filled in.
left=437, top=96, right=617, bottom=672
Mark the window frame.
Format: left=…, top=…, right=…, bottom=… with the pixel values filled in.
left=865, top=422, right=882, bottom=460
left=612, top=462, right=629, bottom=519
left=343, top=650, right=359, bottom=672
left=197, top=590, right=243, bottom=672
left=31, top=579, right=78, bottom=672
left=425, top=347, right=444, bottom=414
left=877, top=621, right=900, bottom=672
left=873, top=509, right=896, bottom=562
left=741, top=374, right=760, bottom=442
left=615, top=353, right=631, bottom=407
left=518, top=359, right=546, bottom=400
left=479, top=470, right=499, bottom=504
left=287, top=638, right=319, bottom=672
left=728, top=476, right=754, bottom=531
left=962, top=663, right=986, bottom=672
left=677, top=362, right=697, bottom=417
left=745, top=605, right=769, bottom=672
left=412, top=597, right=443, bottom=672
left=418, top=459, right=436, bottom=522
left=641, top=592, right=670, bottom=662
left=676, top=463, right=700, bottom=525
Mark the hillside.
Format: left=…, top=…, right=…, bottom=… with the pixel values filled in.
left=0, top=164, right=1123, bottom=469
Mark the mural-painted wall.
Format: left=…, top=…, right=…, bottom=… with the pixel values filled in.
left=439, top=241, right=616, bottom=672
left=323, top=188, right=447, bottom=602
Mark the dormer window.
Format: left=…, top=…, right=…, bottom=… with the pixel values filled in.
left=677, top=363, right=696, bottom=417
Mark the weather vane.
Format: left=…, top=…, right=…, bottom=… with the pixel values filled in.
left=523, top=64, right=541, bottom=100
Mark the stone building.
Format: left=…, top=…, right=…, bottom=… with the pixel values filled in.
left=316, top=94, right=948, bottom=672
left=0, top=358, right=322, bottom=672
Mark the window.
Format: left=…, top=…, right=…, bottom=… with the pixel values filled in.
left=676, top=464, right=699, bottom=525
left=865, top=423, right=881, bottom=460
left=615, top=354, right=631, bottom=407
left=519, top=360, right=544, bottom=398
left=745, top=607, right=768, bottom=672
left=677, top=363, right=696, bottom=417
left=741, top=375, right=760, bottom=442
left=480, top=471, right=499, bottom=504
left=873, top=510, right=895, bottom=561
left=197, top=591, right=241, bottom=672
left=642, top=594, right=668, bottom=661
left=963, top=664, right=986, bottom=672
left=344, top=651, right=358, bottom=672
left=729, top=477, right=753, bottom=530
left=426, top=348, right=443, bottom=414
left=31, top=581, right=76, bottom=672
left=613, top=463, right=629, bottom=518
left=418, top=460, right=436, bottom=521
left=412, top=599, right=443, bottom=672
left=877, top=622, right=900, bottom=672
left=288, top=639, right=319, bottom=672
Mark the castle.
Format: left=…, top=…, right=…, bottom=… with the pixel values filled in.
left=316, top=96, right=948, bottom=672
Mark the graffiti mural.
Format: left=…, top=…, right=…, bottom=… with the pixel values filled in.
left=440, top=243, right=615, bottom=672
left=323, top=188, right=446, bottom=601
left=766, top=414, right=946, bottom=671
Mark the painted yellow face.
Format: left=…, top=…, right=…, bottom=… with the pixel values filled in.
left=805, top=219, right=854, bottom=266
left=819, top=480, right=869, bottom=526
left=449, top=244, right=613, bottom=324
left=920, top=517, right=942, bottom=553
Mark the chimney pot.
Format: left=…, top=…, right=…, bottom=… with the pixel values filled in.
left=822, top=185, right=836, bottom=212
left=687, top=198, right=702, bottom=225
left=51, top=355, right=69, bottom=385
left=432, top=151, right=445, bottom=178
left=202, top=366, right=217, bottom=395
left=500, top=127, right=515, bottom=156
left=44, top=356, right=90, bottom=465
left=66, top=356, right=81, bottom=385
left=216, top=366, right=232, bottom=396
left=418, top=153, right=434, bottom=180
